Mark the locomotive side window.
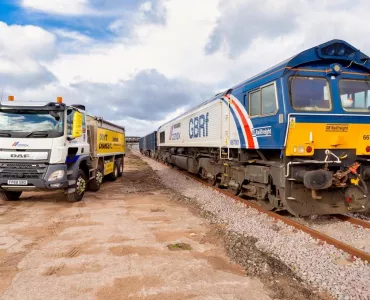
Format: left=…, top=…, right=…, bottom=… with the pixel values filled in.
left=290, top=77, right=331, bottom=111
left=249, top=91, right=260, bottom=116
left=339, top=79, right=370, bottom=111
left=160, top=131, right=165, bottom=143
left=261, top=84, right=277, bottom=114
left=249, top=83, right=277, bottom=116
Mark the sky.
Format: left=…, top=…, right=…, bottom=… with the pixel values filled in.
left=0, top=0, right=370, bottom=136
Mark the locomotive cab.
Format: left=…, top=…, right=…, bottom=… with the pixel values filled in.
left=281, top=40, right=370, bottom=215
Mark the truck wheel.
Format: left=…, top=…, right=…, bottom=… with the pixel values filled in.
left=108, top=162, right=118, bottom=181
left=0, top=191, right=22, bottom=201
left=117, top=159, right=124, bottom=177
left=88, top=166, right=103, bottom=192
left=66, top=170, right=86, bottom=202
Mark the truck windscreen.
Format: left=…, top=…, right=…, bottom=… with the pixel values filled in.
left=0, top=110, right=64, bottom=138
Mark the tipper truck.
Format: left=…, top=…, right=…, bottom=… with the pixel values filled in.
left=0, top=96, right=125, bottom=202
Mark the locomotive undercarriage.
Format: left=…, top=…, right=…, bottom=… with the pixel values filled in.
left=157, top=147, right=370, bottom=216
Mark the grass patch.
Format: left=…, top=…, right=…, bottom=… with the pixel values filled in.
left=167, top=243, right=192, bottom=251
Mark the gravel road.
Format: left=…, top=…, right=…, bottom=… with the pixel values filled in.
left=0, top=154, right=274, bottom=300
left=140, top=153, right=370, bottom=300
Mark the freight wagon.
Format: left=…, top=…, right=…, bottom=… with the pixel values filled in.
left=139, top=131, right=157, bottom=157
left=151, top=39, right=370, bottom=216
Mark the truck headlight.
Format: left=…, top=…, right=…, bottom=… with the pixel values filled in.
left=48, top=170, right=65, bottom=181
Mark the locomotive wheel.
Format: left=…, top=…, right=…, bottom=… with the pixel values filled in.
left=227, top=187, right=241, bottom=196
left=258, top=198, right=276, bottom=211
left=199, top=168, right=208, bottom=180
left=211, top=174, right=222, bottom=187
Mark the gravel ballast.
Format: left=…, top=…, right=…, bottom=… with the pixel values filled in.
left=290, top=216, right=370, bottom=254
left=140, top=154, right=370, bottom=300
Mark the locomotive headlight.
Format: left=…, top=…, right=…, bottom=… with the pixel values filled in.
left=297, top=145, right=305, bottom=154
left=333, top=64, right=341, bottom=72
left=337, top=47, right=346, bottom=56
left=48, top=170, right=65, bottom=181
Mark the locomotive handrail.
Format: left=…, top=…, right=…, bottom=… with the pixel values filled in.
left=285, top=159, right=342, bottom=178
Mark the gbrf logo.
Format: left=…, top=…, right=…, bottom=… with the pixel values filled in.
left=189, top=113, right=209, bottom=139
left=169, top=123, right=181, bottom=140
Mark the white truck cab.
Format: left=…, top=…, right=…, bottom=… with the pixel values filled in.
left=0, top=96, right=125, bottom=202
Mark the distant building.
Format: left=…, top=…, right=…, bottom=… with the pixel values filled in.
left=126, top=136, right=140, bottom=150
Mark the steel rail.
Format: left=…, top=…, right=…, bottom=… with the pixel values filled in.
left=334, top=214, right=370, bottom=230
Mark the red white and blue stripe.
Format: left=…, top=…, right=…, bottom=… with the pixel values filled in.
left=221, top=94, right=259, bottom=149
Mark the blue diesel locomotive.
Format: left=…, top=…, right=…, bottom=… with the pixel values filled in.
left=143, top=40, right=370, bottom=216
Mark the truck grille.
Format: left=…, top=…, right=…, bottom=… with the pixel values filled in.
left=0, top=163, right=47, bottom=179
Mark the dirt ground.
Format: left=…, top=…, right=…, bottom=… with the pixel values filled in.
left=0, top=153, right=274, bottom=300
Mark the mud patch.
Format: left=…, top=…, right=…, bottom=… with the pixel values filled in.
left=191, top=251, right=245, bottom=276
left=133, top=292, right=195, bottom=300
left=224, top=231, right=328, bottom=300
left=109, top=245, right=159, bottom=256
left=153, top=230, right=197, bottom=243
left=53, top=242, right=102, bottom=258
left=96, top=276, right=163, bottom=300
left=150, top=208, right=166, bottom=213
left=11, top=220, right=103, bottom=241
left=138, top=216, right=171, bottom=222
left=42, top=262, right=103, bottom=277
left=0, top=251, right=26, bottom=295
left=42, top=264, right=65, bottom=276
left=107, top=235, right=134, bottom=243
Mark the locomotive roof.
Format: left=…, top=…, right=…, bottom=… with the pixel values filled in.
left=231, top=39, right=370, bottom=91
left=158, top=39, right=370, bottom=130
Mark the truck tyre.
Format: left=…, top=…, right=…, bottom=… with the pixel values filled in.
left=88, top=166, right=103, bottom=192
left=117, top=159, right=124, bottom=177
left=0, top=191, right=22, bottom=201
left=107, top=162, right=118, bottom=181
left=66, top=170, right=86, bottom=202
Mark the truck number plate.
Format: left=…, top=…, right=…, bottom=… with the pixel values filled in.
left=7, top=180, right=28, bottom=185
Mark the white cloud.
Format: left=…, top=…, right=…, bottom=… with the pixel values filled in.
left=21, top=0, right=94, bottom=15
left=48, top=0, right=224, bottom=85
left=0, top=22, right=56, bottom=60
left=0, top=22, right=57, bottom=89
left=140, top=2, right=153, bottom=12
left=53, top=29, right=92, bottom=43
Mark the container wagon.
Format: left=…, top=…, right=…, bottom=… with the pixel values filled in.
left=139, top=131, right=157, bottom=158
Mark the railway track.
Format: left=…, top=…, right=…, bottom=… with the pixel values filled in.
left=142, top=153, right=370, bottom=263
left=334, top=214, right=370, bottom=230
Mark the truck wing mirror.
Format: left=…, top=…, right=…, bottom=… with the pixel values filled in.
left=72, top=111, right=83, bottom=138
